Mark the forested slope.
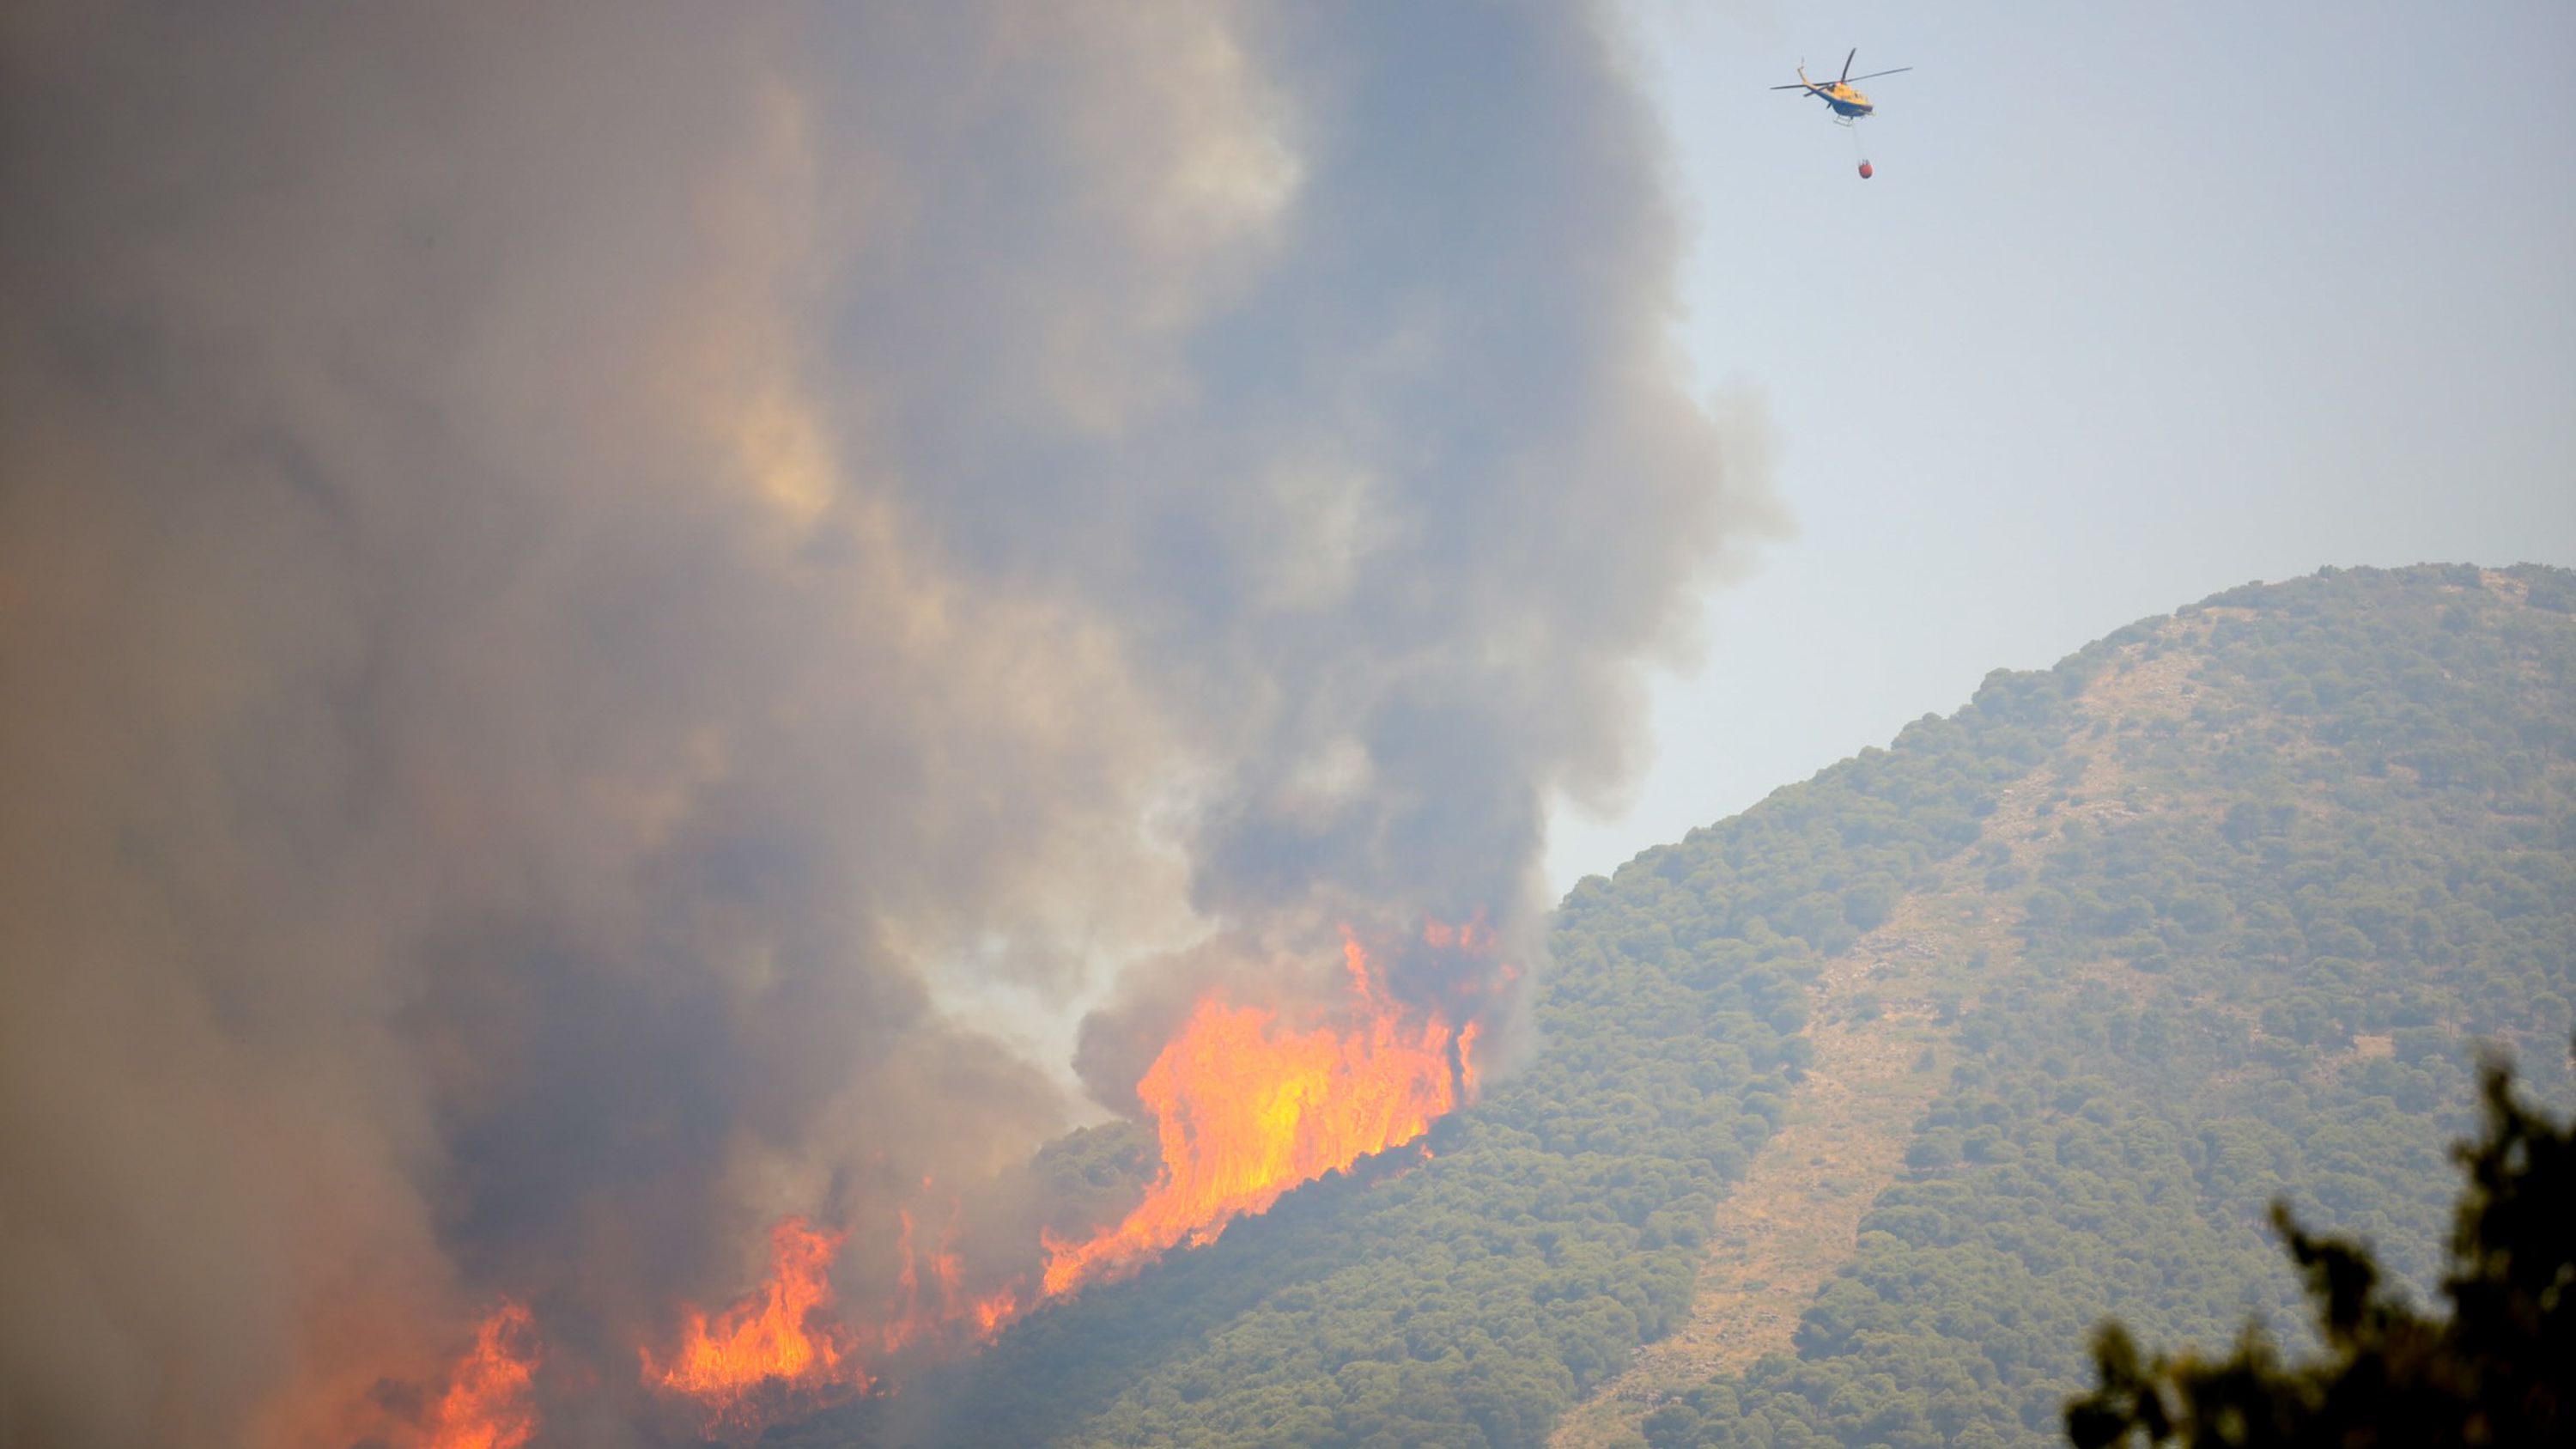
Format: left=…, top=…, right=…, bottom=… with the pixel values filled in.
left=801, top=563, right=2574, bottom=1448
left=1609, top=563, right=2576, bottom=1449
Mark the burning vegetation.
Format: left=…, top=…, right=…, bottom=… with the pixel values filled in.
left=416, top=1304, right=540, bottom=1449
left=611, top=927, right=1501, bottom=1440
left=1042, top=934, right=1482, bottom=1298
left=393, top=927, right=1505, bottom=1444
left=642, top=1219, right=869, bottom=1435
left=636, top=1208, right=1027, bottom=1438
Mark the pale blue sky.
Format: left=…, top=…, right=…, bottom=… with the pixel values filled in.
left=1550, top=0, right=2576, bottom=891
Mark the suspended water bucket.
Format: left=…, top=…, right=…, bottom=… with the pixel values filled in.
left=1857, top=160, right=1874, bottom=180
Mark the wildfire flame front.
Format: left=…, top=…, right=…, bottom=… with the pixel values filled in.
left=1041, top=936, right=1479, bottom=1297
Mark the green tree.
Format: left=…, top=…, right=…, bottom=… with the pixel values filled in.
left=2065, top=1052, right=2573, bottom=1447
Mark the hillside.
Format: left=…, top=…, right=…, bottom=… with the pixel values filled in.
left=803, top=563, right=2576, bottom=1448
left=1593, top=563, right=2576, bottom=1449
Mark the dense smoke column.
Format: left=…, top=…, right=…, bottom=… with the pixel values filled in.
left=969, top=1, right=1777, bottom=1087
left=0, top=3, right=1771, bottom=1444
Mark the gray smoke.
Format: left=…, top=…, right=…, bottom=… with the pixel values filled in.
left=0, top=3, right=1775, bottom=1444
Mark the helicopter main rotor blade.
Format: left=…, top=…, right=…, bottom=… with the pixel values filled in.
left=1769, top=82, right=1822, bottom=89
left=1840, top=47, right=1856, bottom=82
left=1844, top=67, right=1913, bottom=82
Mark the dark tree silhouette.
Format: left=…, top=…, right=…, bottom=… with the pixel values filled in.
left=2067, top=1048, right=2573, bottom=1447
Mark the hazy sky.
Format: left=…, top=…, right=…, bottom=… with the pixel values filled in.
left=1549, top=0, right=2576, bottom=891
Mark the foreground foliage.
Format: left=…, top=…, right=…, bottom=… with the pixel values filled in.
left=2067, top=1053, right=2573, bottom=1446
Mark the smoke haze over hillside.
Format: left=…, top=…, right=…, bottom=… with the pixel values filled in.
left=0, top=3, right=1772, bottom=1441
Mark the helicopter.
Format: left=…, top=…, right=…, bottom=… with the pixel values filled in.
left=1771, top=48, right=1911, bottom=125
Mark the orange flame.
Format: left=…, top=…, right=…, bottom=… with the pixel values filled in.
left=1422, top=914, right=1494, bottom=954
left=871, top=1205, right=1033, bottom=1354
left=423, top=1302, right=540, bottom=1449
left=968, top=1282, right=1024, bottom=1342
left=1040, top=936, right=1477, bottom=1297
left=641, top=1209, right=1036, bottom=1437
left=643, top=1217, right=869, bottom=1435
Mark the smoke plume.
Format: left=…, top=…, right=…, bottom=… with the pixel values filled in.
left=0, top=3, right=1774, bottom=1443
